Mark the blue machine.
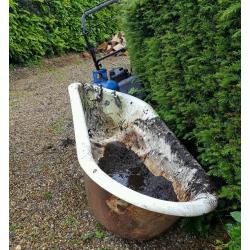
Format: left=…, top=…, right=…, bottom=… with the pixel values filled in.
left=92, top=69, right=119, bottom=90
left=92, top=68, right=108, bottom=84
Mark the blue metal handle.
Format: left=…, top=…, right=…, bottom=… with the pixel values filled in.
left=81, top=0, right=120, bottom=35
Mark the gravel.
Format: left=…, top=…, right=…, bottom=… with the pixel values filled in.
left=10, top=53, right=221, bottom=250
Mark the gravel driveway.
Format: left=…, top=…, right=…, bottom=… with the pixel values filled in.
left=10, top=53, right=220, bottom=250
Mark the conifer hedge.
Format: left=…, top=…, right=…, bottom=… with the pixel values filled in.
left=10, top=0, right=118, bottom=64
left=123, top=0, right=240, bottom=209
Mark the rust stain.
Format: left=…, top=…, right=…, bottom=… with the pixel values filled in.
left=120, top=130, right=145, bottom=151
left=84, top=174, right=179, bottom=240
left=106, top=197, right=129, bottom=215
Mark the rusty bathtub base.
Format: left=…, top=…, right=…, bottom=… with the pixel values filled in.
left=84, top=174, right=179, bottom=240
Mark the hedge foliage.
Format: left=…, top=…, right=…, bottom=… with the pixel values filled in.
left=9, top=0, right=119, bottom=64
left=123, top=0, right=240, bottom=209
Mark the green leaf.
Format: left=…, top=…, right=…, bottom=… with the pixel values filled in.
left=81, top=232, right=95, bottom=241
left=95, top=230, right=106, bottom=239
left=231, top=211, right=241, bottom=223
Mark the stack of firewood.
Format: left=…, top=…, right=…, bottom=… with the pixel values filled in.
left=82, top=32, right=127, bottom=59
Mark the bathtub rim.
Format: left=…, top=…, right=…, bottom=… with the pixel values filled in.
left=68, top=82, right=218, bottom=217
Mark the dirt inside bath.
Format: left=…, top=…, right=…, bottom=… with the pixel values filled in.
left=98, top=141, right=178, bottom=201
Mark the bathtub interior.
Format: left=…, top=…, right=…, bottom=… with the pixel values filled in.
left=79, top=84, right=215, bottom=202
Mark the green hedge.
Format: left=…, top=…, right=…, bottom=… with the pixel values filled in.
left=10, top=0, right=119, bottom=64
left=123, top=0, right=240, bottom=210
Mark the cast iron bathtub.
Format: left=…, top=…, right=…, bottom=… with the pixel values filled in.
left=68, top=82, right=217, bottom=240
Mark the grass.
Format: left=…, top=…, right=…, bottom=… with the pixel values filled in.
left=35, top=127, right=45, bottom=137
left=54, top=71, right=68, bottom=82
left=10, top=89, right=32, bottom=98
left=9, top=100, right=18, bottom=109
left=36, top=164, right=49, bottom=172
left=10, top=223, right=17, bottom=232
left=51, top=117, right=65, bottom=134
left=71, top=230, right=109, bottom=246
left=95, top=230, right=106, bottom=239
left=81, top=230, right=108, bottom=242
left=74, top=56, right=82, bottom=66
left=44, top=191, right=53, bottom=201
left=81, top=232, right=95, bottom=241
left=65, top=215, right=78, bottom=226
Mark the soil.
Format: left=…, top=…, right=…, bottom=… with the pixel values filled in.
left=9, top=53, right=224, bottom=250
left=99, top=142, right=178, bottom=201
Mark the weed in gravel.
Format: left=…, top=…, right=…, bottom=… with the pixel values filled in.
left=51, top=117, right=65, bottom=134
left=35, top=127, right=45, bottom=137
left=10, top=100, right=18, bottom=109
left=10, top=223, right=17, bottom=232
left=65, top=215, right=78, bottom=226
left=10, top=90, right=32, bottom=98
left=81, top=230, right=107, bottom=242
left=95, top=222, right=104, bottom=230
left=74, top=57, right=82, bottom=65
left=81, top=232, right=95, bottom=241
left=44, top=191, right=53, bottom=201
left=48, top=67, right=56, bottom=72
left=36, top=164, right=49, bottom=172
left=95, top=230, right=107, bottom=239
left=55, top=74, right=66, bottom=82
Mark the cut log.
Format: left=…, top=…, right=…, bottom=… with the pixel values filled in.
left=97, top=42, right=108, bottom=52
left=82, top=52, right=92, bottom=60
left=111, top=34, right=121, bottom=45
left=113, top=43, right=125, bottom=51
left=106, top=45, right=113, bottom=53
